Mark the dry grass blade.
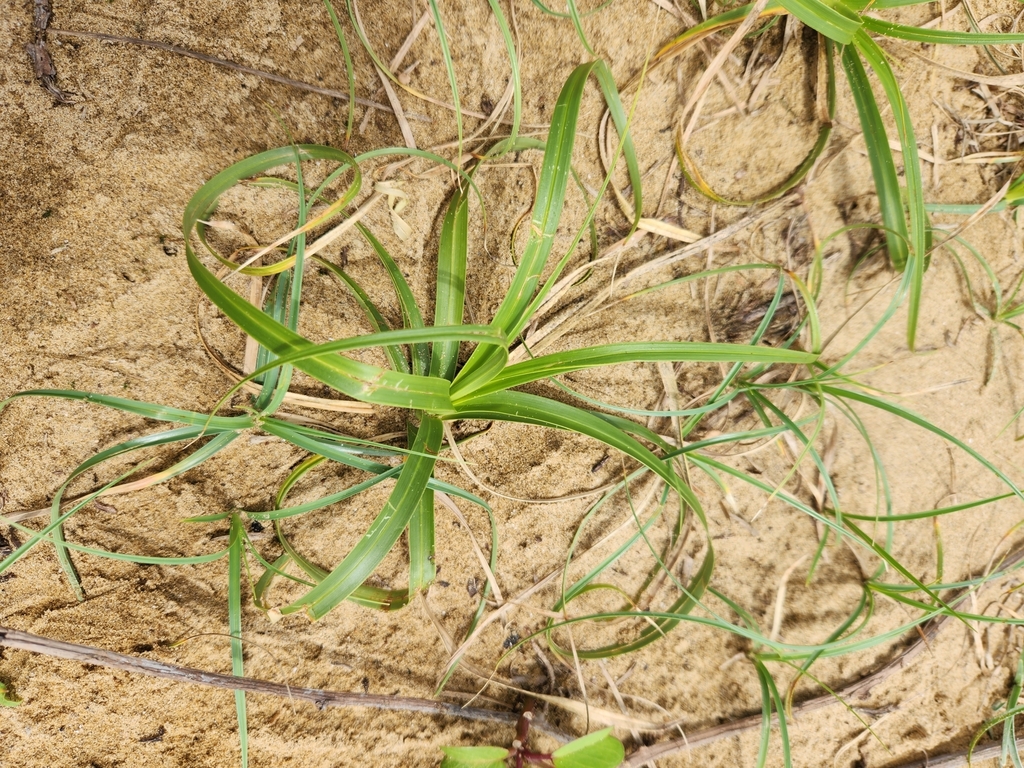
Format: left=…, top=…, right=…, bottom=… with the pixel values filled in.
left=889, top=38, right=1024, bottom=87
left=231, top=189, right=385, bottom=273
left=679, top=0, right=773, bottom=146
left=375, top=66, right=418, bottom=149
left=769, top=554, right=809, bottom=642
left=434, top=490, right=504, bottom=605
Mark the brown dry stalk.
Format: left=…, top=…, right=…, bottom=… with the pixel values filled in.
left=888, top=736, right=1024, bottom=768
left=0, top=625, right=567, bottom=739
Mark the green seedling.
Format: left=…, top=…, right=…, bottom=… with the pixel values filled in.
left=441, top=701, right=623, bottom=768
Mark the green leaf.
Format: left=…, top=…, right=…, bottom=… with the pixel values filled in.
left=439, top=745, right=510, bottom=768
left=1006, top=172, right=1024, bottom=205
left=853, top=31, right=927, bottom=349
left=841, top=44, right=910, bottom=272
left=459, top=342, right=817, bottom=400
left=861, top=16, right=1024, bottom=44
left=453, top=58, right=642, bottom=398
left=284, top=415, right=444, bottom=619
left=187, top=245, right=455, bottom=412
left=552, top=728, right=625, bottom=768
left=432, top=186, right=470, bottom=381
left=777, top=0, right=861, bottom=44
left=228, top=515, right=248, bottom=767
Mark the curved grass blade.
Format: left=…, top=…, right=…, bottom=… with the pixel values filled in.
left=862, top=17, right=1024, bottom=44
left=426, top=0, right=463, bottom=158
left=0, top=390, right=252, bottom=431
left=461, top=341, right=816, bottom=400
left=841, top=44, right=910, bottom=272
left=282, top=415, right=444, bottom=619
left=566, top=0, right=596, bottom=55
left=356, top=223, right=428, bottom=374
left=227, top=515, right=248, bottom=768
left=853, top=30, right=927, bottom=349
left=819, top=384, right=1024, bottom=501
left=43, top=428, right=240, bottom=598
left=207, top=325, right=505, bottom=419
left=484, top=0, right=521, bottom=150
left=452, top=59, right=642, bottom=398
left=184, top=145, right=360, bottom=277
left=675, top=38, right=835, bottom=206
left=321, top=0, right=356, bottom=142
left=187, top=247, right=455, bottom=411
left=314, top=257, right=408, bottom=374
left=777, top=0, right=861, bottom=43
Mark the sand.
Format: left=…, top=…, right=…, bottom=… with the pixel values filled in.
left=3, top=0, right=1024, bottom=766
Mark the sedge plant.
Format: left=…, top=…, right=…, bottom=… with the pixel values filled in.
left=5, top=3, right=1024, bottom=766
left=0, top=59, right=815, bottom=763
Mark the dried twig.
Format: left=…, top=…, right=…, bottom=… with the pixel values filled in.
left=27, top=0, right=72, bottom=103
left=0, top=625, right=572, bottom=739
left=888, top=736, right=1024, bottom=768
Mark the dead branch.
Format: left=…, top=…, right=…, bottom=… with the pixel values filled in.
left=0, top=625, right=569, bottom=740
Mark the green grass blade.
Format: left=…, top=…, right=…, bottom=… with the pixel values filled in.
left=485, top=0, right=521, bottom=149
left=283, top=415, right=444, bottom=619
left=314, top=256, right=409, bottom=374
left=431, top=186, right=470, bottom=381
left=777, top=0, right=861, bottom=43
left=0, top=459, right=148, bottom=580
left=356, top=224, right=428, bottom=374
left=187, top=247, right=455, bottom=411
left=44, top=429, right=239, bottom=599
left=0, top=389, right=252, bottom=430
left=460, top=342, right=816, bottom=400
left=452, top=63, right=596, bottom=394
left=566, top=0, right=597, bottom=54
left=854, top=30, right=927, bottom=349
left=453, top=58, right=643, bottom=397
left=819, top=384, right=1024, bottom=501
left=211, top=325, right=504, bottom=418
left=426, top=0, right=462, bottom=158
left=840, top=44, right=910, bottom=272
left=862, top=16, right=1024, bottom=44
left=753, top=660, right=773, bottom=768
left=406, top=421, right=435, bottom=595
left=251, top=467, right=403, bottom=521
left=321, top=0, right=356, bottom=142
left=228, top=515, right=248, bottom=768
left=1005, top=655, right=1024, bottom=768
left=408, top=491, right=435, bottom=595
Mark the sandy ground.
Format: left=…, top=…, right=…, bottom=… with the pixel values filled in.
left=3, top=0, right=1024, bottom=766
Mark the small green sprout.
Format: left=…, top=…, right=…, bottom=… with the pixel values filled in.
left=440, top=702, right=623, bottom=768
left=0, top=681, right=22, bottom=707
